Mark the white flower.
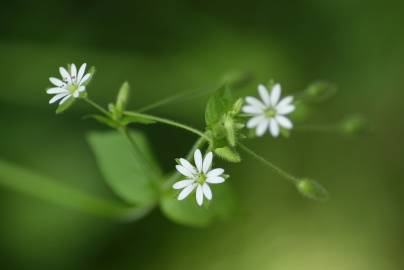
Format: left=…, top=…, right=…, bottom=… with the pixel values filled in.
left=242, top=83, right=295, bottom=137
left=173, top=149, right=226, bottom=206
left=46, top=63, right=91, bottom=105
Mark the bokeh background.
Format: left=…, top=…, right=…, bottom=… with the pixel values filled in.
left=1, top=0, right=403, bottom=269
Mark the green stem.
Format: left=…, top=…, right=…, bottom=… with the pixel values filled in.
left=82, top=97, right=110, bottom=116
left=0, top=159, right=154, bottom=221
left=238, top=143, right=299, bottom=184
left=123, top=111, right=210, bottom=142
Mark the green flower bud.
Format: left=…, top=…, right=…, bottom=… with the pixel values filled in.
left=297, top=178, right=329, bottom=201
left=304, top=81, right=337, bottom=102
left=223, top=115, right=236, bottom=146
left=214, top=147, right=241, bottom=163
left=340, top=115, right=367, bottom=136
left=231, top=98, right=244, bottom=115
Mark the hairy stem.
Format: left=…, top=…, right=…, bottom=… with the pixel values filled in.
left=238, top=143, right=299, bottom=184
left=82, top=97, right=110, bottom=116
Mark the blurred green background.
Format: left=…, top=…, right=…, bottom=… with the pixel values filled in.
left=1, top=0, right=403, bottom=269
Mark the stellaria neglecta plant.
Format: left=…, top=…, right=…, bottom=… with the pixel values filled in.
left=42, top=63, right=366, bottom=226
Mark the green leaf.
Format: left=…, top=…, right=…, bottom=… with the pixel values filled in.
left=87, top=130, right=161, bottom=205
left=84, top=114, right=119, bottom=128
left=55, top=97, right=75, bottom=114
left=116, top=81, right=130, bottom=113
left=214, top=146, right=241, bottom=163
left=121, top=115, right=157, bottom=125
left=0, top=159, right=151, bottom=221
left=205, top=84, right=234, bottom=127
left=160, top=183, right=236, bottom=227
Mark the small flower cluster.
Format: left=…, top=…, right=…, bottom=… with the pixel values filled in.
left=47, top=64, right=296, bottom=207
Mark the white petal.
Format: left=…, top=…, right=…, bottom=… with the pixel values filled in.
left=247, top=115, right=265, bottom=128
left=173, top=179, right=194, bottom=189
left=175, top=165, right=194, bottom=178
left=270, top=84, right=281, bottom=106
left=256, top=119, right=269, bottom=137
left=202, top=183, right=212, bottom=200
left=202, top=152, right=213, bottom=173
left=245, top=96, right=265, bottom=109
left=178, top=183, right=197, bottom=200
left=269, top=119, right=280, bottom=137
left=76, top=63, right=87, bottom=83
left=73, top=91, right=80, bottom=98
left=206, top=176, right=225, bottom=184
left=194, top=149, right=203, bottom=172
left=179, top=158, right=196, bottom=174
left=49, top=77, right=65, bottom=87
left=79, top=73, right=91, bottom=85
left=46, top=87, right=67, bottom=94
left=196, top=185, right=204, bottom=206
left=59, top=94, right=72, bottom=105
left=78, top=85, right=86, bottom=92
left=277, top=105, right=295, bottom=115
left=276, top=115, right=293, bottom=129
left=242, top=105, right=263, bottom=114
left=207, top=168, right=224, bottom=177
left=59, top=67, right=71, bottom=83
left=70, top=64, right=77, bottom=79
left=277, top=96, right=294, bottom=108
left=49, top=93, right=68, bottom=104
left=258, top=84, right=271, bottom=105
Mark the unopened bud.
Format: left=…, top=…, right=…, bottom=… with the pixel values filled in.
left=116, top=81, right=130, bottom=112
left=297, top=178, right=329, bottom=201
left=340, top=115, right=367, bottom=136
left=214, top=147, right=241, bottom=163
left=304, top=81, right=337, bottom=102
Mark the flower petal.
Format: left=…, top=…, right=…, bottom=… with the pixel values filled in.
left=173, top=179, right=194, bottom=189
left=175, top=165, right=194, bottom=178
left=202, top=183, right=212, bottom=200
left=245, top=96, right=265, bottom=109
left=269, top=119, right=280, bottom=137
left=59, top=67, right=71, bottom=83
left=178, top=183, right=197, bottom=200
left=196, top=185, right=204, bottom=206
left=270, top=84, right=281, bottom=106
left=73, top=91, right=80, bottom=98
left=276, top=115, right=293, bottom=129
left=49, top=93, right=68, bottom=104
left=59, top=94, right=72, bottom=105
left=70, top=64, right=77, bottom=79
left=256, top=119, right=269, bottom=137
left=46, top=87, right=68, bottom=94
left=49, top=77, right=65, bottom=87
left=277, top=96, right=294, bottom=108
left=242, top=105, right=263, bottom=114
left=258, top=84, right=271, bottom=105
left=179, top=158, right=196, bottom=174
left=79, top=73, right=91, bottom=85
left=202, top=152, right=213, bottom=173
left=194, top=149, right=203, bottom=172
left=207, top=168, right=224, bottom=177
left=247, top=115, right=265, bottom=128
left=206, top=176, right=225, bottom=184
left=277, top=105, right=295, bottom=115
left=78, top=85, right=86, bottom=92
left=76, top=63, right=87, bottom=83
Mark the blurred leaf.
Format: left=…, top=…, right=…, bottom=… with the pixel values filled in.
left=87, top=130, right=161, bottom=205
left=56, top=97, right=75, bottom=114
left=0, top=159, right=149, bottom=220
left=160, top=184, right=236, bottom=227
left=205, top=84, right=233, bottom=127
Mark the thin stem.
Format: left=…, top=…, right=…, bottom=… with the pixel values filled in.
left=82, top=97, right=110, bottom=116
left=123, top=111, right=211, bottom=142
left=238, top=143, right=299, bottom=184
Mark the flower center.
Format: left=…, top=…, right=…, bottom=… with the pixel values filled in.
left=196, top=173, right=207, bottom=185
left=67, top=83, right=79, bottom=94
left=265, top=108, right=277, bottom=118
